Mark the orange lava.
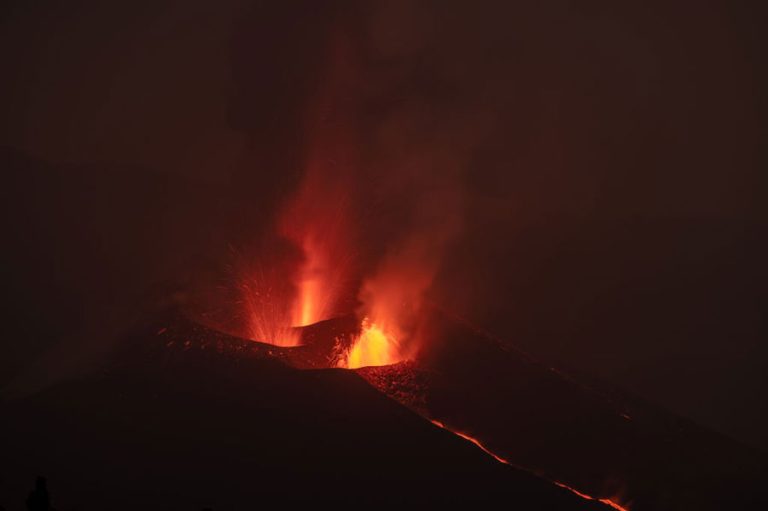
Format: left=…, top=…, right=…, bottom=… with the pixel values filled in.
left=430, top=420, right=629, bottom=511
left=430, top=420, right=511, bottom=465
left=553, top=482, right=628, bottom=511
left=339, top=318, right=404, bottom=369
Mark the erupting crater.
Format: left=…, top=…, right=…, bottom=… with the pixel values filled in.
left=337, top=318, right=404, bottom=369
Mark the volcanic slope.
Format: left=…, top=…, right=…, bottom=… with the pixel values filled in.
left=0, top=312, right=607, bottom=510
left=347, top=309, right=768, bottom=511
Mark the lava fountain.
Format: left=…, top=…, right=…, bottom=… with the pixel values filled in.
left=337, top=317, right=403, bottom=369
left=278, top=175, right=353, bottom=330
left=241, top=264, right=300, bottom=347
left=242, top=30, right=359, bottom=347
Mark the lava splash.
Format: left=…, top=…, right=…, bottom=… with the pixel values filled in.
left=337, top=317, right=404, bottom=369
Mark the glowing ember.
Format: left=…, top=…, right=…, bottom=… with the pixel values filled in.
left=241, top=271, right=300, bottom=347
left=430, top=420, right=629, bottom=511
left=339, top=318, right=404, bottom=369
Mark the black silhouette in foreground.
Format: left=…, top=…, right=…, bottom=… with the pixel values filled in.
left=26, top=476, right=50, bottom=511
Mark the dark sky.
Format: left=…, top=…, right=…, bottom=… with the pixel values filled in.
left=1, top=0, right=766, bottom=451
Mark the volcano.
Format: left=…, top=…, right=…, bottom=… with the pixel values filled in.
left=2, top=309, right=765, bottom=510
left=0, top=309, right=601, bottom=510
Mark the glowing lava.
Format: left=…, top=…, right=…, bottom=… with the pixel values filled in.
left=430, top=420, right=512, bottom=465
left=553, top=483, right=628, bottom=511
left=429, top=420, right=629, bottom=511
left=339, top=318, right=404, bottom=369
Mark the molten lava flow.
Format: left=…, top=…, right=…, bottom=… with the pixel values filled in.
left=430, top=420, right=512, bottom=465
left=553, top=483, right=629, bottom=511
left=429, top=420, right=629, bottom=511
left=338, top=318, right=404, bottom=369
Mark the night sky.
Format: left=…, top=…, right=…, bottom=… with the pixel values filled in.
left=1, top=0, right=766, bottom=454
